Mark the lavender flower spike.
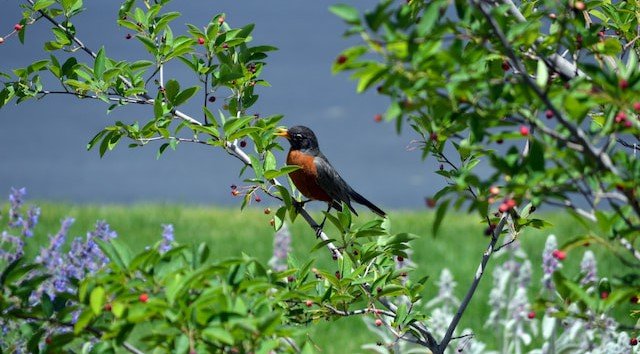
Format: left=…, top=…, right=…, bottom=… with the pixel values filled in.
left=159, top=224, right=174, bottom=253
left=8, top=187, right=27, bottom=228
left=580, top=250, right=597, bottom=287
left=268, top=223, right=291, bottom=272
left=22, top=206, right=40, bottom=238
left=541, top=234, right=561, bottom=291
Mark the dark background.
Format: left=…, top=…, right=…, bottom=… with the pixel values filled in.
left=0, top=1, right=445, bottom=209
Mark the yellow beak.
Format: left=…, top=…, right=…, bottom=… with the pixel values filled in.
left=274, top=127, right=290, bottom=139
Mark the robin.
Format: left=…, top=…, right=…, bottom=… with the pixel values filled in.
left=275, top=126, right=386, bottom=231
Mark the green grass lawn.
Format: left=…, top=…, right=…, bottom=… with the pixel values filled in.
left=21, top=202, right=626, bottom=353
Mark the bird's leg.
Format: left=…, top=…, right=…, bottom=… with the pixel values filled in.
left=315, top=203, right=332, bottom=237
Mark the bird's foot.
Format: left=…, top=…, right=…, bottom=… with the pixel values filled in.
left=293, top=199, right=311, bottom=211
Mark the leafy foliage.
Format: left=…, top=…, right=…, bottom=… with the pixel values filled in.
left=1, top=0, right=640, bottom=353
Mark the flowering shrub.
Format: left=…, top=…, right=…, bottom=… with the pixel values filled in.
left=363, top=235, right=640, bottom=353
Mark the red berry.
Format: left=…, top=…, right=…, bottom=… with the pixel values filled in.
left=519, top=125, right=530, bottom=136
left=239, top=140, right=247, bottom=148
left=254, top=195, right=261, bottom=203
left=489, top=186, right=500, bottom=195
left=264, top=208, right=271, bottom=215
left=375, top=319, right=383, bottom=327
left=336, top=55, right=348, bottom=64
left=429, top=132, right=438, bottom=141
left=218, top=16, right=225, bottom=25
left=502, top=60, right=510, bottom=71
left=630, top=295, right=638, bottom=304
left=426, top=198, right=436, bottom=208
left=619, top=79, right=629, bottom=90
left=624, top=120, right=633, bottom=128
left=231, top=190, right=239, bottom=196
left=197, top=37, right=205, bottom=45
left=545, top=109, right=554, bottom=119
left=45, top=336, right=52, bottom=345
left=305, top=300, right=313, bottom=307
left=527, top=311, right=536, bottom=319
left=633, top=102, right=640, bottom=112
left=335, top=271, right=341, bottom=279
left=601, top=291, right=609, bottom=299
left=222, top=43, right=229, bottom=49
left=287, top=275, right=295, bottom=282
left=14, top=24, right=23, bottom=31
left=505, top=199, right=516, bottom=209
left=139, top=293, right=149, bottom=303
left=397, top=256, right=404, bottom=262
left=552, top=249, right=566, bottom=261
left=269, top=219, right=275, bottom=226
left=125, top=33, right=132, bottom=40
left=374, top=114, right=383, bottom=122
left=573, top=1, right=585, bottom=10
left=498, top=203, right=509, bottom=213
left=615, top=111, right=627, bottom=123
left=631, top=337, right=638, bottom=346
left=549, top=13, right=557, bottom=20
left=104, top=303, right=112, bottom=311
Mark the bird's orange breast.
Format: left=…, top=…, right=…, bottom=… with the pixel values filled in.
left=286, top=150, right=332, bottom=202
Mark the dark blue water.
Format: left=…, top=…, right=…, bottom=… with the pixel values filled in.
left=0, top=1, right=447, bottom=209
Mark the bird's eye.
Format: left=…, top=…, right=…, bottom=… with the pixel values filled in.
left=295, top=133, right=302, bottom=139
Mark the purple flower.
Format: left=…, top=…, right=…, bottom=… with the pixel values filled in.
left=580, top=250, right=597, bottom=286
left=159, top=224, right=174, bottom=253
left=268, top=224, right=291, bottom=271
left=0, top=231, right=24, bottom=263
left=8, top=187, right=26, bottom=229
left=541, top=234, right=561, bottom=291
left=22, top=206, right=40, bottom=238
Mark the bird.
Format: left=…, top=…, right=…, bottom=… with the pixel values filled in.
left=275, top=125, right=386, bottom=232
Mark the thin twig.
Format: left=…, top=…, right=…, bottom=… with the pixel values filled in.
left=438, top=213, right=509, bottom=351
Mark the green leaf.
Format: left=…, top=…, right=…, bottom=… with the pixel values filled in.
left=173, top=86, right=200, bottom=106
left=223, top=116, right=253, bottom=137
left=74, top=309, right=94, bottom=334
left=94, top=47, right=106, bottom=78
left=264, top=165, right=300, bottom=180
left=417, top=2, right=440, bottom=36
left=164, top=79, right=180, bottom=104
left=202, top=327, right=234, bottom=345
left=432, top=199, right=450, bottom=236
left=33, top=0, right=56, bottom=10
left=536, top=59, right=548, bottom=89
left=90, top=286, right=106, bottom=315
left=329, top=4, right=360, bottom=24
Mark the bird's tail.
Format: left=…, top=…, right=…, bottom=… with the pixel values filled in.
left=349, top=190, right=386, bottom=218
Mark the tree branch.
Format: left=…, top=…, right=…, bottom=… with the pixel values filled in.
left=437, top=212, right=509, bottom=351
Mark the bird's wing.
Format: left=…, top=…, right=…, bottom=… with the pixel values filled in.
left=314, top=154, right=357, bottom=214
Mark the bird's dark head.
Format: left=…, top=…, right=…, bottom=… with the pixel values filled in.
left=275, top=125, right=319, bottom=152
